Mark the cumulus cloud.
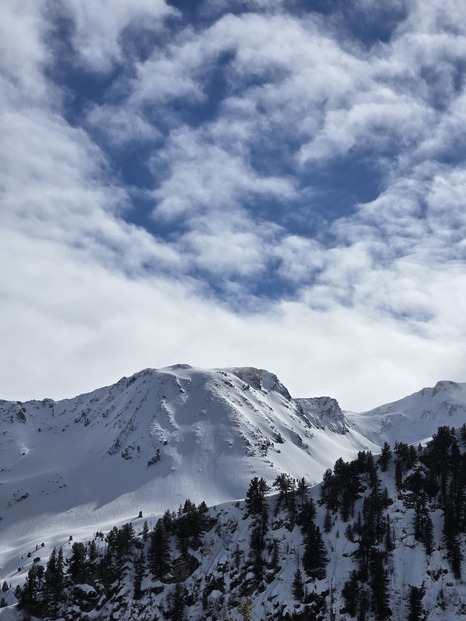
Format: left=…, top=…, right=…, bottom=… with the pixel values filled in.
left=2, top=226, right=464, bottom=411
left=2, top=0, right=466, bottom=410
left=58, top=0, right=178, bottom=73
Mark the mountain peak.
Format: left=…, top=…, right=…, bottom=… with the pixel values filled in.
left=0, top=366, right=465, bottom=600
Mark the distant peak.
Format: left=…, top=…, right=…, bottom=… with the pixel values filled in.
left=432, top=380, right=461, bottom=395
left=228, top=367, right=292, bottom=399
left=296, top=396, right=349, bottom=434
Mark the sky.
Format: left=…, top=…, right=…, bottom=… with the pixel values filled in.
left=1, top=0, right=466, bottom=411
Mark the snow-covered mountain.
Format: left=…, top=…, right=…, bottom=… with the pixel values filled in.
left=0, top=365, right=373, bottom=547
left=0, top=366, right=465, bottom=619
left=348, top=379, right=466, bottom=446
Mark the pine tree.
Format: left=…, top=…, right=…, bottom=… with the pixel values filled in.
left=369, top=549, right=391, bottom=620
left=245, top=477, right=269, bottom=516
left=69, top=541, right=87, bottom=582
left=297, top=477, right=309, bottom=511
left=238, top=598, right=253, bottom=621
left=385, top=515, right=395, bottom=553
left=302, top=522, right=328, bottom=579
left=292, top=564, right=304, bottom=601
left=413, top=497, right=433, bottom=555
left=407, top=585, right=425, bottom=621
left=17, top=563, right=45, bottom=616
left=324, top=507, right=333, bottom=533
left=248, top=524, right=266, bottom=582
left=273, top=473, right=295, bottom=515
left=379, top=442, right=392, bottom=472
left=344, top=522, right=355, bottom=542
left=148, top=520, right=172, bottom=579
left=449, top=537, right=463, bottom=580
left=342, top=570, right=360, bottom=617
left=167, top=582, right=186, bottom=621
left=88, top=538, right=98, bottom=563
left=44, top=547, right=65, bottom=618
left=133, top=550, right=145, bottom=599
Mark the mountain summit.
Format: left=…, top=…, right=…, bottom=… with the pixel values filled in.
left=1, top=367, right=464, bottom=540
left=0, top=366, right=465, bottom=619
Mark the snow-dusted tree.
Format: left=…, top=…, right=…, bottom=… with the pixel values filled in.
left=17, top=563, right=45, bottom=616
left=44, top=547, right=65, bottom=618
left=407, top=584, right=425, bottom=621
left=302, top=522, right=328, bottom=579
left=148, top=520, right=171, bottom=579
left=167, top=582, right=186, bottom=621
left=291, top=563, right=304, bottom=601
left=133, top=550, right=145, bottom=599
left=379, top=442, right=392, bottom=471
left=69, top=541, right=87, bottom=582
left=245, top=477, right=269, bottom=516
left=238, top=597, right=253, bottom=621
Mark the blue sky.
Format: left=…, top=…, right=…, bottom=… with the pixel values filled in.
left=1, top=0, right=466, bottom=410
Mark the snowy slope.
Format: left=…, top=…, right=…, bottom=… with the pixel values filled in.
left=0, top=365, right=373, bottom=575
left=2, top=435, right=465, bottom=620
left=347, top=379, right=466, bottom=446
left=0, top=365, right=465, bottom=617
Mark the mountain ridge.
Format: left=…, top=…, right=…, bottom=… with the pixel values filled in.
left=0, top=365, right=465, bottom=619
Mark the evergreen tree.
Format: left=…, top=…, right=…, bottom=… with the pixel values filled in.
left=297, top=477, right=309, bottom=511
left=167, top=582, right=186, bottom=621
left=238, top=598, right=253, bottom=621
left=344, top=522, right=355, bottom=542
left=448, top=536, right=463, bottom=580
left=245, top=477, right=269, bottom=516
left=379, top=442, right=392, bottom=472
left=44, top=547, right=65, bottom=618
left=369, top=550, right=391, bottom=620
left=385, top=515, right=395, bottom=553
left=133, top=550, right=145, bottom=599
left=407, top=585, right=425, bottom=621
left=324, top=507, right=333, bottom=533
left=395, top=460, right=403, bottom=490
left=291, top=564, right=304, bottom=601
left=302, top=522, right=328, bottom=578
left=342, top=570, right=360, bottom=617
left=273, top=473, right=295, bottom=515
left=460, top=423, right=466, bottom=445
left=17, top=563, right=45, bottom=616
left=148, top=520, right=172, bottom=579
left=301, top=496, right=316, bottom=525
left=248, top=524, right=266, bottom=582
left=270, top=538, right=280, bottom=571
left=69, top=541, right=87, bottom=582
left=413, top=497, right=433, bottom=555
left=88, top=539, right=98, bottom=563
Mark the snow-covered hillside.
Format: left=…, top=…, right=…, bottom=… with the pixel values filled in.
left=2, top=426, right=465, bottom=620
left=348, top=379, right=466, bottom=446
left=0, top=365, right=374, bottom=555
left=0, top=366, right=465, bottom=619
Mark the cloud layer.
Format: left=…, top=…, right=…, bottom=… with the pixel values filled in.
left=1, top=0, right=466, bottom=410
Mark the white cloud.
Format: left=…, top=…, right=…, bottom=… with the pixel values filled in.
left=61, top=0, right=178, bottom=73
left=3, top=0, right=466, bottom=413
left=275, top=236, right=326, bottom=284
left=150, top=124, right=295, bottom=220
left=86, top=105, right=161, bottom=147
left=2, top=226, right=465, bottom=412
left=0, top=0, right=52, bottom=108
